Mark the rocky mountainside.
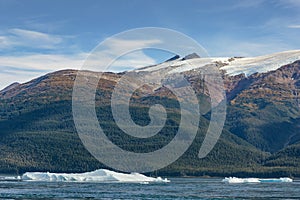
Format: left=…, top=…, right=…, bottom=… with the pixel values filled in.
left=1, top=50, right=300, bottom=177
left=135, top=50, right=300, bottom=153
left=225, top=60, right=300, bottom=152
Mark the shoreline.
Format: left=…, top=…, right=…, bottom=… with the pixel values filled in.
left=1, top=170, right=299, bottom=179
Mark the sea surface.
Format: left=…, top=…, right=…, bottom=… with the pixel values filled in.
left=0, top=177, right=299, bottom=199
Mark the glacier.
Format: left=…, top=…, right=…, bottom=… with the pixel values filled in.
left=222, top=177, right=293, bottom=183
left=22, top=169, right=170, bottom=183
left=220, top=50, right=300, bottom=76
left=136, top=50, right=300, bottom=77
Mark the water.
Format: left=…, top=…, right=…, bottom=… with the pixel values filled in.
left=0, top=177, right=299, bottom=199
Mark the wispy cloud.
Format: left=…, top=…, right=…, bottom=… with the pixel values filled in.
left=11, top=28, right=62, bottom=47
left=288, top=24, right=300, bottom=28
left=0, top=28, right=84, bottom=89
left=0, top=66, right=48, bottom=75
left=83, top=38, right=162, bottom=71
left=0, top=28, right=63, bottom=49
left=0, top=38, right=161, bottom=72
left=0, top=37, right=162, bottom=89
left=110, top=50, right=158, bottom=71
left=0, top=53, right=86, bottom=70
left=0, top=53, right=86, bottom=89
left=278, top=0, right=300, bottom=8
left=0, top=35, right=13, bottom=48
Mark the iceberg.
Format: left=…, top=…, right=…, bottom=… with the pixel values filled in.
left=22, top=169, right=170, bottom=183
left=0, top=175, right=22, bottom=181
left=222, top=177, right=293, bottom=183
left=259, top=177, right=293, bottom=183
left=222, top=177, right=260, bottom=183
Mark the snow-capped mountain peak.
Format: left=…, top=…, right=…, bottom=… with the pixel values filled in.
left=135, top=50, right=300, bottom=77
left=220, top=50, right=300, bottom=76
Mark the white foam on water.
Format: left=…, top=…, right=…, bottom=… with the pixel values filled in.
left=222, top=177, right=293, bottom=183
left=22, top=169, right=170, bottom=183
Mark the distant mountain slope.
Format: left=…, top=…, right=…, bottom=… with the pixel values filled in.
left=264, top=142, right=300, bottom=168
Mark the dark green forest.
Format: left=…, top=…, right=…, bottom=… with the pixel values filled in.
left=0, top=68, right=300, bottom=177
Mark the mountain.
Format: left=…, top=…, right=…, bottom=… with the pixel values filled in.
left=182, top=53, right=200, bottom=60
left=1, top=50, right=300, bottom=177
left=0, top=69, right=265, bottom=176
left=0, top=82, right=20, bottom=94
left=225, top=60, right=300, bottom=152
left=165, top=54, right=180, bottom=62
left=136, top=50, right=300, bottom=151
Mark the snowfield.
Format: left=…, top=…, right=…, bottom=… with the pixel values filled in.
left=220, top=50, right=300, bottom=76
left=136, top=50, right=300, bottom=77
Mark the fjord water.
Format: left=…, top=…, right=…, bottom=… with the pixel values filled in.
left=0, top=177, right=299, bottom=199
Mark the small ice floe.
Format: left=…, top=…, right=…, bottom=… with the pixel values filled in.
left=222, top=177, right=293, bottom=183
left=0, top=175, right=22, bottom=181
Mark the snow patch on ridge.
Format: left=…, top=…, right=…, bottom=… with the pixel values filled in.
left=167, top=57, right=230, bottom=74
left=136, top=57, right=230, bottom=73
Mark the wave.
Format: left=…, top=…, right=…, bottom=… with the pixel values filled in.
left=21, top=169, right=170, bottom=183
left=222, top=177, right=293, bottom=183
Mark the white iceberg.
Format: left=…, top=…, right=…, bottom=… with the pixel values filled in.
left=22, top=169, right=170, bottom=183
left=222, top=177, right=260, bottom=183
left=0, top=175, right=22, bottom=181
left=222, top=177, right=293, bottom=183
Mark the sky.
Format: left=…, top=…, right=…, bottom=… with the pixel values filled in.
left=0, top=0, right=300, bottom=89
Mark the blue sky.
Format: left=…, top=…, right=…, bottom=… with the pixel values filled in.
left=0, top=0, right=300, bottom=89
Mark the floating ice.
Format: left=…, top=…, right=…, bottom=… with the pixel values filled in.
left=222, top=177, right=260, bottom=183
left=259, top=177, right=293, bottom=183
left=22, top=169, right=170, bottom=183
left=0, top=175, right=21, bottom=181
left=222, top=177, right=293, bottom=183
